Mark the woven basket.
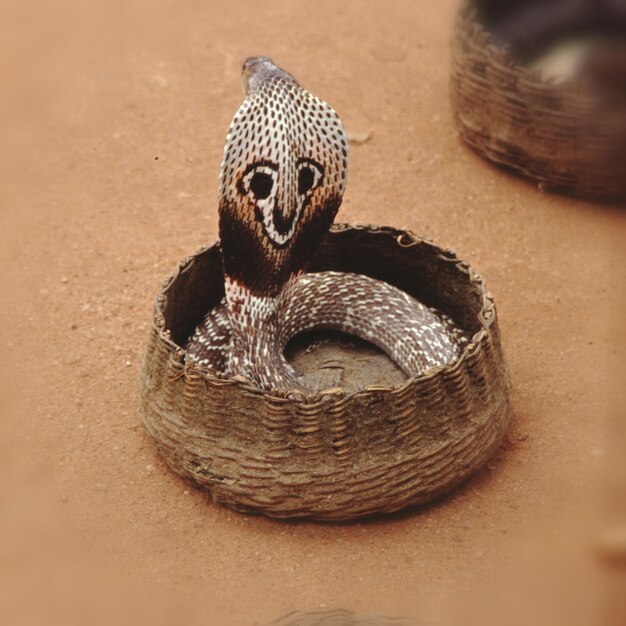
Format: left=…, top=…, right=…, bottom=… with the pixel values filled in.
left=450, top=2, right=626, bottom=199
left=266, top=609, right=415, bottom=626
left=141, top=224, right=512, bottom=522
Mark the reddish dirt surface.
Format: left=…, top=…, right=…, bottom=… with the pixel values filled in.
left=1, top=1, right=624, bottom=625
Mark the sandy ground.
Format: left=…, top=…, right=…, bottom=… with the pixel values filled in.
left=1, top=1, right=625, bottom=625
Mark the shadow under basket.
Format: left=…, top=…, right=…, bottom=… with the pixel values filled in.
left=141, top=224, right=512, bottom=522
left=451, top=2, right=626, bottom=200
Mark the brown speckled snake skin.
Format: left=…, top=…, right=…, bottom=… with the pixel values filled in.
left=186, top=57, right=466, bottom=394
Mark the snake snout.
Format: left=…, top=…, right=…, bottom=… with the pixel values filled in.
left=242, top=56, right=296, bottom=95
left=242, top=56, right=274, bottom=72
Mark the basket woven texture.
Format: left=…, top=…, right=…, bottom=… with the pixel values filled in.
left=450, top=3, right=626, bottom=199
left=266, top=608, right=415, bottom=626
left=141, top=224, right=512, bottom=522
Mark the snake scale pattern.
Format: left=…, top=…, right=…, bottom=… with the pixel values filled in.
left=186, top=57, right=465, bottom=394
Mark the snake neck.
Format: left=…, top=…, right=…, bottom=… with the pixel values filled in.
left=223, top=276, right=305, bottom=393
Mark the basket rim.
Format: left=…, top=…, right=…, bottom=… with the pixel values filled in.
left=150, top=223, right=498, bottom=405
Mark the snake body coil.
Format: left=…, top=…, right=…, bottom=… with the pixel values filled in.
left=186, top=57, right=465, bottom=394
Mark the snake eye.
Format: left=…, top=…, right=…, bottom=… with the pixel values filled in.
left=297, top=159, right=323, bottom=196
left=298, top=167, right=315, bottom=195
left=250, top=172, right=273, bottom=199
left=238, top=161, right=278, bottom=201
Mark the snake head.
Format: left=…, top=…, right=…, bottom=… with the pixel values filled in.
left=218, top=57, right=349, bottom=299
left=242, top=56, right=289, bottom=94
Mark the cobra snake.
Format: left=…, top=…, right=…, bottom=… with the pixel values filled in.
left=186, top=57, right=465, bottom=394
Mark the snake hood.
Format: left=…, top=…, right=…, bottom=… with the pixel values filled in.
left=218, top=56, right=349, bottom=300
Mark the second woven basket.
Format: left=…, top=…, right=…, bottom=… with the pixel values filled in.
left=451, top=2, right=626, bottom=199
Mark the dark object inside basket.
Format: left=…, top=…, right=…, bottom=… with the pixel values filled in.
left=474, top=0, right=626, bottom=61
left=475, top=0, right=626, bottom=103
left=471, top=0, right=626, bottom=105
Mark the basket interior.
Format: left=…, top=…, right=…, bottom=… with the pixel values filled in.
left=160, top=227, right=486, bottom=358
